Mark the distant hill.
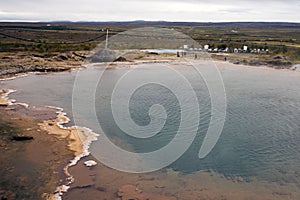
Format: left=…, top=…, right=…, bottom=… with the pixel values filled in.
left=1, top=21, right=300, bottom=29
left=69, top=21, right=300, bottom=28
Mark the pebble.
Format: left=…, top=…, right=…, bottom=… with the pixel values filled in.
left=84, top=160, right=97, bottom=167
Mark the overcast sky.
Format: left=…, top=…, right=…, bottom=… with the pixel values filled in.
left=0, top=0, right=299, bottom=22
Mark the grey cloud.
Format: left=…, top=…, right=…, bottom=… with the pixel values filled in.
left=0, top=0, right=299, bottom=22
left=218, top=8, right=253, bottom=14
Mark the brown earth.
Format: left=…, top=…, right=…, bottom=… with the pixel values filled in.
left=0, top=104, right=73, bottom=200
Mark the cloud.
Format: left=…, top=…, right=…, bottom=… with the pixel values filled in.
left=0, top=0, right=299, bottom=22
left=218, top=8, right=253, bottom=14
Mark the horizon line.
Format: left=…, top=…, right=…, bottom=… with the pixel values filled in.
left=0, top=20, right=300, bottom=24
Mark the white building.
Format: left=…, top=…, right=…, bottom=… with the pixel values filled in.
left=204, top=45, right=209, bottom=50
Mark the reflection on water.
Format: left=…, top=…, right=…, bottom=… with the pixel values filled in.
left=2, top=62, right=300, bottom=198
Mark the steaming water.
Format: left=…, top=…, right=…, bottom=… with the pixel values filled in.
left=1, top=62, right=300, bottom=189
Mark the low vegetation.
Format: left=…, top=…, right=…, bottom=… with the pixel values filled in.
left=0, top=22, right=299, bottom=64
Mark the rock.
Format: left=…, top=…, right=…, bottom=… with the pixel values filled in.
left=59, top=55, right=69, bottom=60
left=10, top=135, right=34, bottom=141
left=149, top=52, right=159, bottom=55
left=118, top=185, right=176, bottom=200
left=117, top=185, right=143, bottom=198
left=96, top=186, right=107, bottom=192
left=114, top=57, right=127, bottom=62
left=274, top=55, right=283, bottom=60
left=90, top=49, right=117, bottom=63
left=2, top=56, right=12, bottom=60
left=267, top=60, right=292, bottom=67
left=5, top=107, right=16, bottom=111
left=84, top=160, right=97, bottom=167
left=155, top=185, right=165, bottom=189
left=0, top=190, right=16, bottom=200
left=72, top=52, right=86, bottom=59
left=236, top=176, right=244, bottom=182
left=73, top=184, right=93, bottom=189
left=48, top=122, right=55, bottom=126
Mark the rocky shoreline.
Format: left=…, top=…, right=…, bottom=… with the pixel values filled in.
left=1, top=51, right=298, bottom=80
left=211, top=53, right=297, bottom=69
left=0, top=51, right=87, bottom=79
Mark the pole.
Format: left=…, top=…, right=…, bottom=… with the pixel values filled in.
left=105, top=29, right=109, bottom=49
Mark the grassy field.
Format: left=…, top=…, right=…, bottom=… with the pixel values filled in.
left=0, top=22, right=299, bottom=62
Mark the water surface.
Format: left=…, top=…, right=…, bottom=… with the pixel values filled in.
left=2, top=62, right=300, bottom=190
